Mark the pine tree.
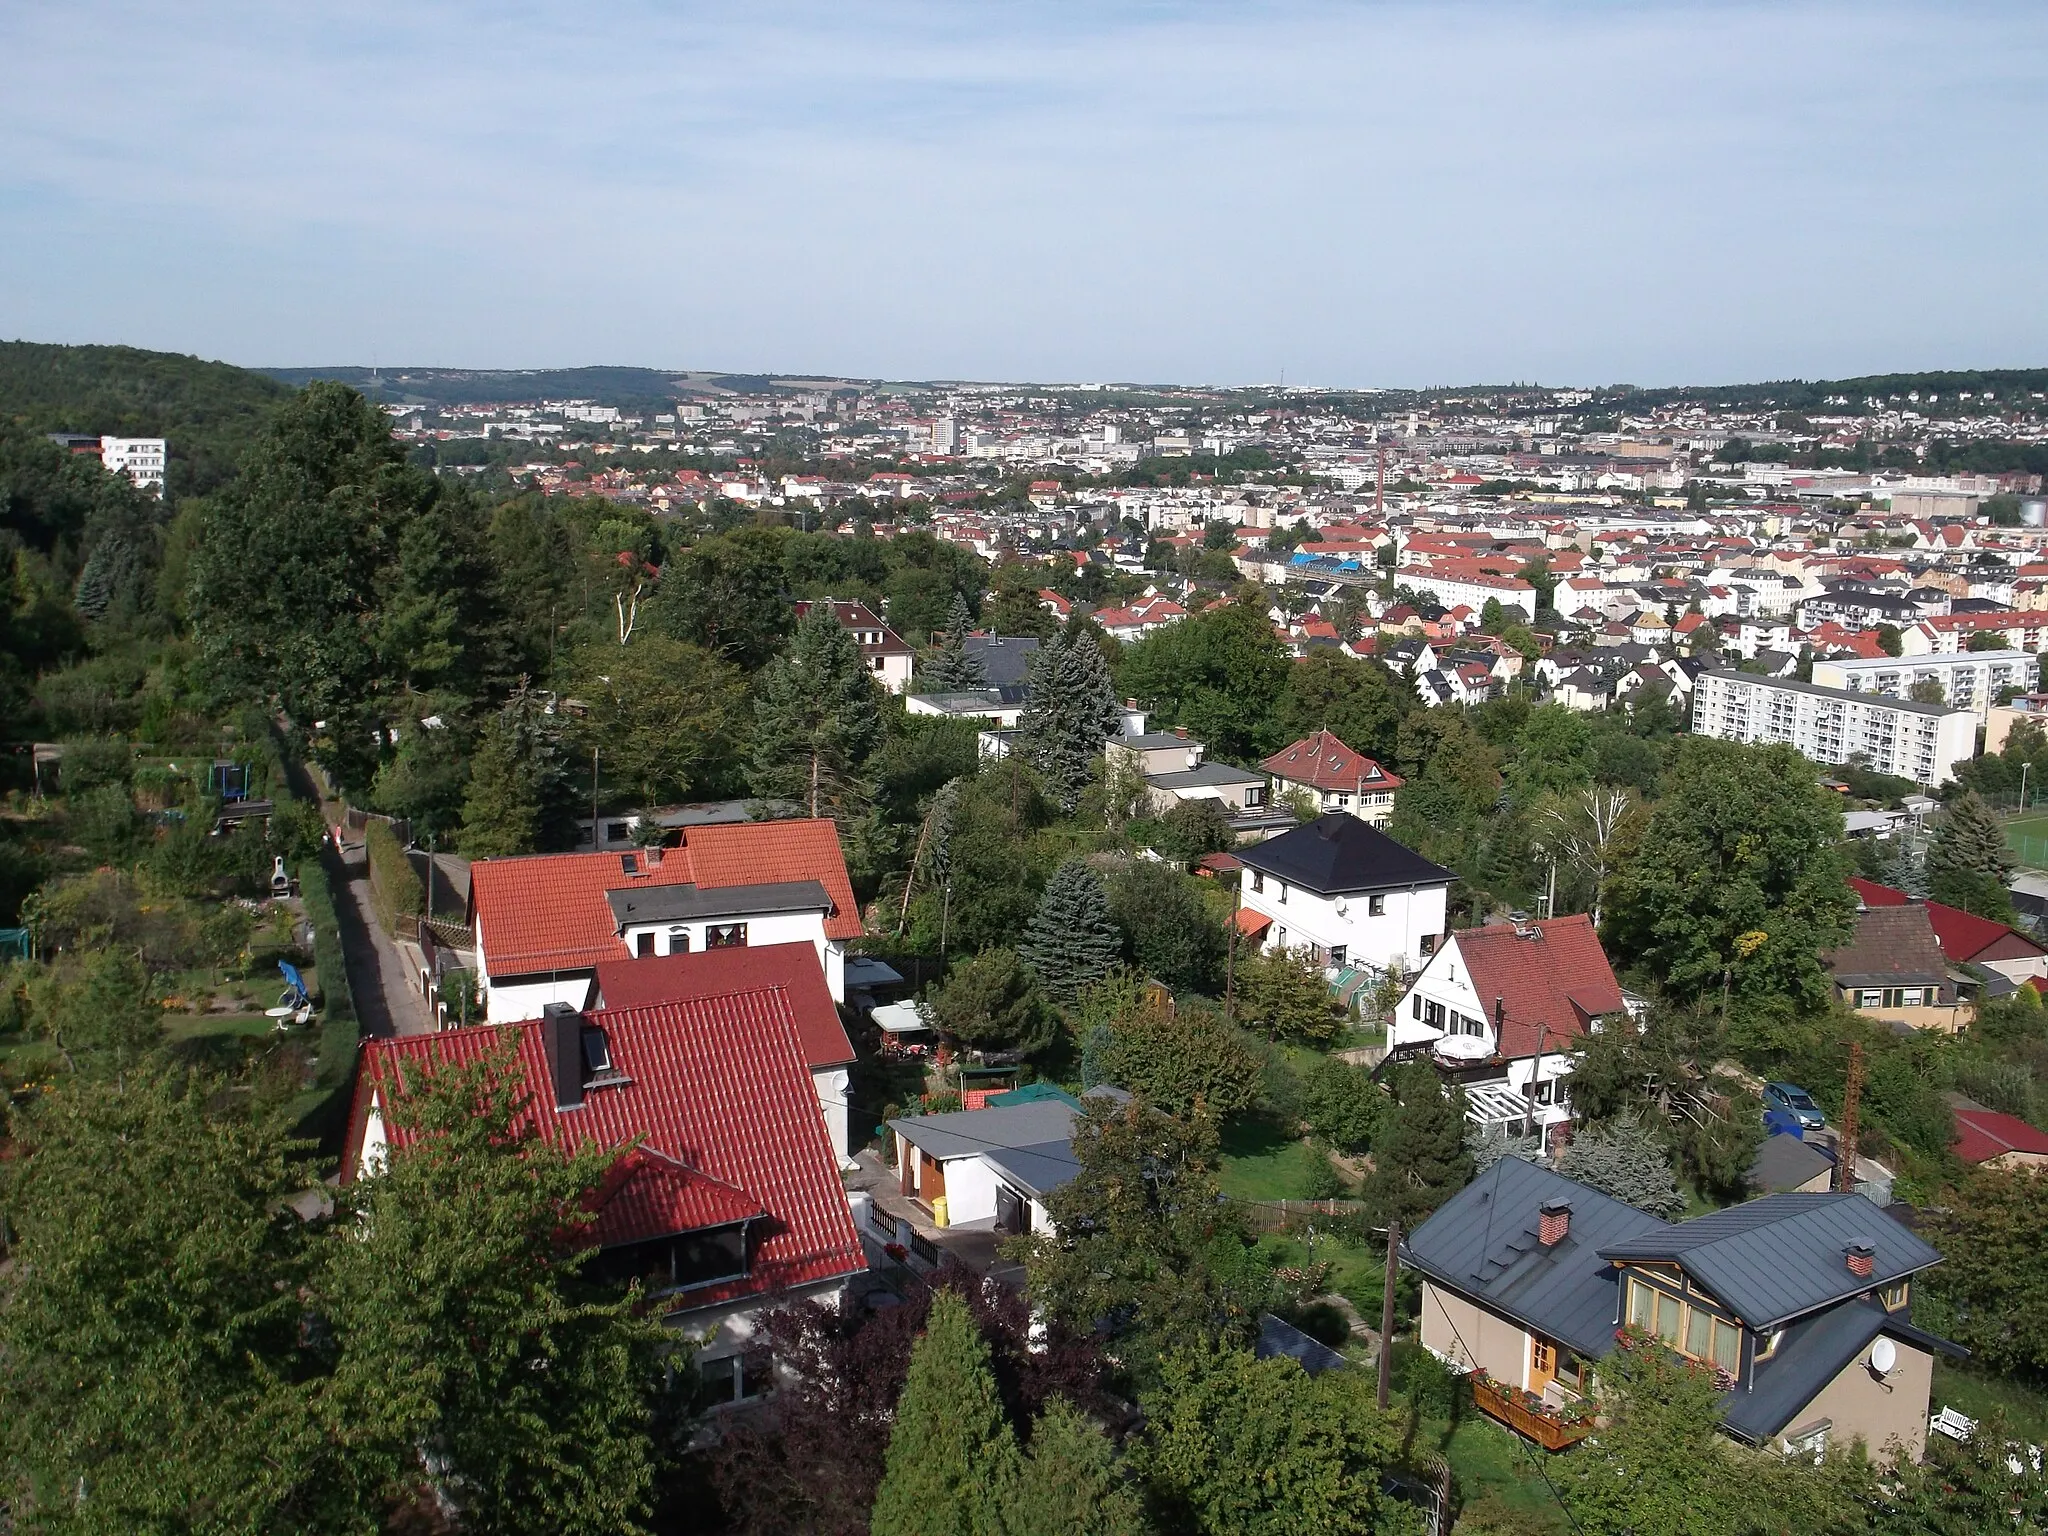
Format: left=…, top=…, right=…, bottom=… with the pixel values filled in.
left=918, top=593, right=988, bottom=692
left=1928, top=791, right=2017, bottom=919
left=1466, top=1120, right=1542, bottom=1173
left=1559, top=1113, right=1684, bottom=1216
left=1363, top=1058, right=1473, bottom=1227
left=869, top=1290, right=1019, bottom=1536
left=1018, top=859, right=1122, bottom=1006
left=1019, top=628, right=1120, bottom=812
left=1011, top=1397, right=1148, bottom=1536
left=461, top=689, right=569, bottom=857
left=750, top=602, right=884, bottom=819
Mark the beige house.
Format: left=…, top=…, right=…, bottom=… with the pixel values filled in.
left=1824, top=904, right=1972, bottom=1034
left=1406, top=1159, right=1959, bottom=1463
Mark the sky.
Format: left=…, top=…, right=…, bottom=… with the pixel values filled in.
left=3, top=2, right=2046, bottom=389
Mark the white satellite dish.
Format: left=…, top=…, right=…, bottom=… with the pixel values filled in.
left=1869, top=1338, right=1897, bottom=1376
left=1434, top=1034, right=1493, bottom=1063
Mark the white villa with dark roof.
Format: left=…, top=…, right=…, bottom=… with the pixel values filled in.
left=1233, top=812, right=1452, bottom=976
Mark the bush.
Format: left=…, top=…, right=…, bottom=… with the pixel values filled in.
left=67, top=784, right=144, bottom=864
left=59, top=735, right=134, bottom=794
left=296, top=860, right=357, bottom=1091
left=1400, top=1344, right=1463, bottom=1420
left=363, top=820, right=425, bottom=935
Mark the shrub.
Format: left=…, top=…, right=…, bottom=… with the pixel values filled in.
left=67, top=784, right=144, bottom=864
left=363, top=819, right=425, bottom=935
left=59, top=735, right=134, bottom=794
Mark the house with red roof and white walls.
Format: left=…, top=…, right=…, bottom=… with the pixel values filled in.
left=467, top=820, right=864, bottom=1025
left=342, top=959, right=869, bottom=1412
left=1261, top=730, right=1404, bottom=825
left=1390, top=914, right=1633, bottom=1147
left=793, top=598, right=915, bottom=693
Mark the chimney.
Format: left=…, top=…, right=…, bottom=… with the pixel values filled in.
left=644, top=844, right=662, bottom=867
left=544, top=1003, right=585, bottom=1110
left=1539, top=1199, right=1572, bottom=1247
left=1494, top=994, right=1506, bottom=1033
left=1846, top=1240, right=1875, bottom=1280
left=1175, top=726, right=1189, bottom=739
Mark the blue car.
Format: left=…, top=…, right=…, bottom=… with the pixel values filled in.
left=1763, top=1082, right=1826, bottom=1132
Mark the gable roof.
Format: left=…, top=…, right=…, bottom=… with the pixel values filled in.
left=471, top=820, right=861, bottom=977
left=1952, top=1103, right=2048, bottom=1162
left=1451, top=914, right=1625, bottom=1057
left=1597, top=1191, right=1946, bottom=1330
left=1849, top=877, right=2047, bottom=965
left=592, top=942, right=853, bottom=1069
left=345, top=986, right=865, bottom=1310
left=1237, top=812, right=1452, bottom=895
left=1749, top=1132, right=1836, bottom=1193
left=1823, top=904, right=1950, bottom=987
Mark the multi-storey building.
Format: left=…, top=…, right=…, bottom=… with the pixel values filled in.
left=1810, top=651, right=2036, bottom=724
left=1690, top=670, right=1976, bottom=786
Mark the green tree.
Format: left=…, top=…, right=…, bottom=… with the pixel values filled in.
left=1511, top=703, right=1595, bottom=800
left=1018, top=860, right=1122, bottom=1007
left=1558, top=1334, right=1748, bottom=1536
left=1117, top=602, right=1291, bottom=759
left=1558, top=1113, right=1685, bottom=1216
left=1926, top=790, right=2017, bottom=920
left=1107, top=862, right=1226, bottom=992
left=649, top=528, right=792, bottom=669
left=1362, top=1058, right=1472, bottom=1227
left=1020, top=1099, right=1270, bottom=1375
left=1300, top=1056, right=1382, bottom=1154
left=1885, top=1407, right=2048, bottom=1530
left=1018, top=627, right=1121, bottom=811
left=1135, top=1346, right=1412, bottom=1536
left=1605, top=739, right=1856, bottom=1006
left=750, top=600, right=885, bottom=819
left=1273, top=651, right=1411, bottom=762
left=869, top=1291, right=1019, bottom=1536
left=1154, top=797, right=1235, bottom=866
left=30, top=947, right=164, bottom=1078
left=1920, top=1165, right=2048, bottom=1376
left=1234, top=946, right=1339, bottom=1045
left=460, top=687, right=573, bottom=857
left=925, top=948, right=1053, bottom=1055
left=323, top=1048, right=667, bottom=1535
left=1099, top=1000, right=1262, bottom=1117
left=0, top=1074, right=334, bottom=1534
left=917, top=590, right=988, bottom=692
left=564, top=633, right=745, bottom=806
left=1011, top=1398, right=1149, bottom=1536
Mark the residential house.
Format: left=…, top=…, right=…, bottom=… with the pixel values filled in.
left=592, top=943, right=856, bottom=1162
left=1949, top=1097, right=2048, bottom=1169
left=794, top=598, right=915, bottom=692
left=1849, top=877, right=2048, bottom=984
left=888, top=1086, right=1128, bottom=1235
left=1749, top=1133, right=1838, bottom=1195
left=1260, top=730, right=1404, bottom=825
left=1092, top=592, right=1188, bottom=642
left=1104, top=726, right=1275, bottom=827
left=962, top=634, right=1040, bottom=686
left=344, top=991, right=867, bottom=1412
left=1234, top=812, right=1452, bottom=975
left=468, top=820, right=863, bottom=1018
left=1389, top=914, right=1626, bottom=1142
left=1406, top=1158, right=1960, bottom=1463
left=904, top=688, right=1028, bottom=728
left=1822, top=903, right=1970, bottom=1032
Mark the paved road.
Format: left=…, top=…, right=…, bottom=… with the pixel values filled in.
left=324, top=840, right=432, bottom=1039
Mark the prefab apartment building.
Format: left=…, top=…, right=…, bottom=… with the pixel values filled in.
left=1690, top=669, right=1976, bottom=786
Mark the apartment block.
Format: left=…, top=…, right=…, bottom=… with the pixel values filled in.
left=1690, top=669, right=1976, bottom=786
left=1811, top=651, right=2037, bottom=724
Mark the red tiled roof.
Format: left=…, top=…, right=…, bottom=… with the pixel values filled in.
left=345, top=977, right=865, bottom=1309
left=1234, top=906, right=1273, bottom=938
left=471, top=821, right=862, bottom=977
left=1452, top=914, right=1625, bottom=1058
left=1953, top=1105, right=2048, bottom=1163
left=1847, top=878, right=2045, bottom=965
left=594, top=942, right=853, bottom=1068
left=1262, top=730, right=1404, bottom=794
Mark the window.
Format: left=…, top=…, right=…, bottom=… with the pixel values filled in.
left=635, top=932, right=655, bottom=958
left=1424, top=1000, right=1446, bottom=1029
left=1881, top=1281, right=1909, bottom=1311
left=1251, top=870, right=1265, bottom=893
left=1413, top=995, right=1424, bottom=1021
left=1419, top=933, right=1437, bottom=956
left=621, top=853, right=639, bottom=876
left=1277, top=881, right=1287, bottom=904
left=667, top=926, right=690, bottom=955
left=1531, top=1339, right=1555, bottom=1377
left=604, top=820, right=630, bottom=843
left=1627, top=1276, right=1740, bottom=1375
left=706, top=923, right=748, bottom=949
left=675, top=1223, right=750, bottom=1287
left=1329, top=945, right=1347, bottom=968
left=1368, top=894, right=1386, bottom=917
left=697, top=1348, right=773, bottom=1409
left=1245, top=786, right=1265, bottom=807
left=580, top=1026, right=613, bottom=1077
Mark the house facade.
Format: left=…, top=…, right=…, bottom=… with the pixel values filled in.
left=1389, top=914, right=1626, bottom=1139
left=888, top=1087, right=1126, bottom=1236
left=344, top=988, right=868, bottom=1413
left=1260, top=730, right=1404, bottom=825
left=1823, top=903, right=1972, bottom=1033
left=469, top=820, right=864, bottom=1020
left=1234, top=812, right=1452, bottom=976
left=794, top=598, right=915, bottom=692
left=1407, top=1159, right=1960, bottom=1464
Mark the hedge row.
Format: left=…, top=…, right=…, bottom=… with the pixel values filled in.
left=295, top=859, right=358, bottom=1095
left=363, top=819, right=425, bottom=935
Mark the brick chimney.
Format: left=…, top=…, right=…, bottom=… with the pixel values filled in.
left=1174, top=725, right=1189, bottom=739
left=1846, top=1240, right=1875, bottom=1279
left=1538, top=1199, right=1572, bottom=1247
left=544, top=1002, right=585, bottom=1111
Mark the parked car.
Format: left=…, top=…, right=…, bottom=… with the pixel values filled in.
left=1763, top=1082, right=1826, bottom=1131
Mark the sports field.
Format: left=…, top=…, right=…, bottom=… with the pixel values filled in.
left=2005, top=811, right=2048, bottom=871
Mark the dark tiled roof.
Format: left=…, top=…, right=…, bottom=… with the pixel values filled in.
left=1597, top=1192, right=1946, bottom=1328
left=1235, top=813, right=1454, bottom=896
left=963, top=634, right=1040, bottom=687
left=1402, top=1157, right=1669, bottom=1361
left=1748, top=1132, right=1835, bottom=1194
left=1824, top=905, right=1949, bottom=988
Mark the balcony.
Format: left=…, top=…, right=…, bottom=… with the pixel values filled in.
left=1472, top=1376, right=1595, bottom=1452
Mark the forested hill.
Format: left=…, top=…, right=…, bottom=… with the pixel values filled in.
left=262, top=364, right=707, bottom=411
left=0, top=340, right=290, bottom=498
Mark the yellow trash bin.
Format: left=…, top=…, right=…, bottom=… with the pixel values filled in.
left=931, top=1195, right=950, bottom=1229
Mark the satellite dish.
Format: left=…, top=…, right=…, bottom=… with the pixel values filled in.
left=1434, top=1034, right=1493, bottom=1063
left=1869, top=1338, right=1897, bottom=1376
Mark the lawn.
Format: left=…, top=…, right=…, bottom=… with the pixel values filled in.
left=1404, top=1401, right=1573, bottom=1533
left=1931, top=1360, right=2048, bottom=1444
left=2004, top=810, right=2048, bottom=870
left=1218, top=1114, right=1323, bottom=1201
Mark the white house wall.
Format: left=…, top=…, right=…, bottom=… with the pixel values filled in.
left=485, top=973, right=598, bottom=1025
left=1240, top=878, right=1447, bottom=975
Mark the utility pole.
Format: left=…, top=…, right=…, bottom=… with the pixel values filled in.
left=1836, top=1042, right=1864, bottom=1194
left=1377, top=1218, right=1401, bottom=1411
left=1224, top=917, right=1237, bottom=1022
left=590, top=748, right=600, bottom=845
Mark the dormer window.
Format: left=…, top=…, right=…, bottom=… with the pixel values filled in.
left=621, top=853, right=639, bottom=876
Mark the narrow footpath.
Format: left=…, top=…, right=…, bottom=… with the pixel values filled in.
left=325, top=837, right=431, bottom=1039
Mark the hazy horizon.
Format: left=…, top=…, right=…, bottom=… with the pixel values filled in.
left=6, top=3, right=2047, bottom=389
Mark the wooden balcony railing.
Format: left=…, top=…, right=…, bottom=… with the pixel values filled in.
left=1471, top=1376, right=1594, bottom=1452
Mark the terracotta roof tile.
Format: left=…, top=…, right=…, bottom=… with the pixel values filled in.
left=1261, top=730, right=1404, bottom=794
left=1453, top=914, right=1625, bottom=1058
left=1953, top=1105, right=2048, bottom=1163
left=594, top=942, right=853, bottom=1068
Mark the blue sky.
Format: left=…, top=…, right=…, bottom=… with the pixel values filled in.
left=3, top=2, right=2045, bottom=387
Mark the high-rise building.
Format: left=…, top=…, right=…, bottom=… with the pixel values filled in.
left=1690, top=669, right=1976, bottom=786
left=99, top=437, right=167, bottom=493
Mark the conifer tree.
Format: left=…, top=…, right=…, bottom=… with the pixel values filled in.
left=1558, top=1113, right=1684, bottom=1216
left=869, top=1290, right=1019, bottom=1536
left=1018, top=627, right=1120, bottom=812
left=917, top=592, right=987, bottom=692
left=1363, top=1058, right=1473, bottom=1227
left=750, top=601, right=884, bottom=819
left=1927, top=790, right=2017, bottom=919
left=1018, top=859, right=1122, bottom=1005
left=1011, top=1397, right=1148, bottom=1536
left=461, top=687, right=571, bottom=856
